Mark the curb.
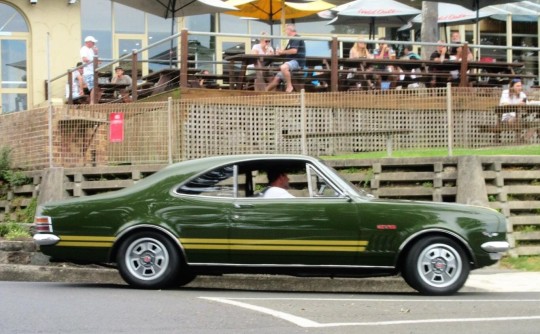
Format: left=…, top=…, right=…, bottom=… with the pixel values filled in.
left=0, top=263, right=419, bottom=293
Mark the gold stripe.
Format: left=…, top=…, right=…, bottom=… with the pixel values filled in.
left=180, top=238, right=368, bottom=246
left=57, top=241, right=113, bottom=247
left=184, top=244, right=366, bottom=252
left=60, top=236, right=116, bottom=242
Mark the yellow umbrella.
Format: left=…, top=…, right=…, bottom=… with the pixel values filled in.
left=225, top=0, right=335, bottom=34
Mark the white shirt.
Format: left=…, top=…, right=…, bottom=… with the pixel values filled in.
left=499, top=90, right=527, bottom=121
left=263, top=186, right=295, bottom=198
left=67, top=70, right=83, bottom=98
left=80, top=45, right=96, bottom=76
left=252, top=43, right=274, bottom=55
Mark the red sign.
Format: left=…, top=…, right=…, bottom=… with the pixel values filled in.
left=109, top=112, right=124, bottom=142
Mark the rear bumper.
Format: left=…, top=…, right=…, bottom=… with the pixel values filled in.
left=481, top=241, right=510, bottom=260
left=33, top=234, right=60, bottom=246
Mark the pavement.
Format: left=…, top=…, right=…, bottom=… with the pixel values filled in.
left=1, top=240, right=539, bottom=293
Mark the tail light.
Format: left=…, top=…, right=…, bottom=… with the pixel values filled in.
left=34, top=216, right=53, bottom=233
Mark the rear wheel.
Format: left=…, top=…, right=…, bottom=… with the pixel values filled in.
left=117, top=231, right=182, bottom=289
left=402, top=236, right=470, bottom=296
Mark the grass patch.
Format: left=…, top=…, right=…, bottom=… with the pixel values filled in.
left=500, top=256, right=540, bottom=271
left=323, top=145, right=540, bottom=160
left=0, top=222, right=31, bottom=240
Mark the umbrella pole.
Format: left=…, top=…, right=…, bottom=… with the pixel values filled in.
left=170, top=18, right=175, bottom=68
left=475, top=0, right=480, bottom=59
left=370, top=17, right=374, bottom=40
left=169, top=0, right=177, bottom=68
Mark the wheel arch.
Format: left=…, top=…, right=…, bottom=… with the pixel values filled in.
left=110, top=224, right=187, bottom=264
left=395, top=229, right=476, bottom=273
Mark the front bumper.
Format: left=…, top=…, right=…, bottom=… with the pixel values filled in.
left=481, top=241, right=510, bottom=260
left=33, top=234, right=60, bottom=246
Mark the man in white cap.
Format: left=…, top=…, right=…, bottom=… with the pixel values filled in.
left=80, top=36, right=98, bottom=92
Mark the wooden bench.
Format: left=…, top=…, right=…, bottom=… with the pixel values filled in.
left=283, top=129, right=411, bottom=156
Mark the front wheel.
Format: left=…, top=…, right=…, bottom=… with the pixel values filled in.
left=402, top=236, right=470, bottom=296
left=117, top=231, right=181, bottom=289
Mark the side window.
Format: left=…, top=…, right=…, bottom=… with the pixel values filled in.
left=177, top=165, right=236, bottom=197
left=307, top=165, right=341, bottom=198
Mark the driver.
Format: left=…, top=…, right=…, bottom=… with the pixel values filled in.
left=263, top=170, right=295, bottom=198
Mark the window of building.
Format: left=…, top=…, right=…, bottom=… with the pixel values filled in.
left=114, top=3, right=145, bottom=34
left=148, top=13, right=176, bottom=72
left=0, top=3, right=28, bottom=113
left=0, top=3, right=29, bottom=32
left=81, top=0, right=113, bottom=59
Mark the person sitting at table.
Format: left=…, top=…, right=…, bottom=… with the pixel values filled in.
left=401, top=46, right=421, bottom=60
left=499, top=79, right=536, bottom=140
left=197, top=69, right=218, bottom=89
left=396, top=46, right=422, bottom=88
left=265, top=24, right=305, bottom=93
left=373, top=39, right=395, bottom=60
left=449, top=31, right=473, bottom=62
left=372, top=38, right=397, bottom=90
left=430, top=41, right=448, bottom=63
left=111, top=66, right=132, bottom=102
left=500, top=79, right=527, bottom=122
left=66, top=62, right=88, bottom=103
left=348, top=40, right=374, bottom=90
left=349, top=41, right=372, bottom=59
left=252, top=32, right=275, bottom=56
left=429, top=41, right=452, bottom=88
left=249, top=32, right=274, bottom=90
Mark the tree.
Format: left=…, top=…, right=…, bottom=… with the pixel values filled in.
left=420, top=2, right=438, bottom=59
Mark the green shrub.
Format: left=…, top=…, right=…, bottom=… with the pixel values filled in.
left=0, top=221, right=31, bottom=240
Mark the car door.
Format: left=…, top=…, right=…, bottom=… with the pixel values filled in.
left=229, top=164, right=363, bottom=266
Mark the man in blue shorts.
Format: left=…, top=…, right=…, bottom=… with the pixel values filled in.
left=266, top=24, right=306, bottom=93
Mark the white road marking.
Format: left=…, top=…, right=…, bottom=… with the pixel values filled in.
left=201, top=297, right=320, bottom=328
left=201, top=297, right=540, bottom=328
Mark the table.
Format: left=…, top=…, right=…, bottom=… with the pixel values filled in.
left=466, top=61, right=532, bottom=87
left=97, top=83, right=131, bottom=103
left=225, top=54, right=331, bottom=91
left=226, top=54, right=532, bottom=92
left=338, top=58, right=432, bottom=90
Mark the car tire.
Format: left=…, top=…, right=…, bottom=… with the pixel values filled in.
left=117, top=231, right=182, bottom=289
left=402, top=236, right=470, bottom=296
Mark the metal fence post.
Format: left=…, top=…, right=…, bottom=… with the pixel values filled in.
left=300, top=89, right=307, bottom=155
left=447, top=83, right=453, bottom=157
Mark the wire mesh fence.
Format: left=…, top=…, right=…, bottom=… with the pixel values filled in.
left=1, top=87, right=539, bottom=170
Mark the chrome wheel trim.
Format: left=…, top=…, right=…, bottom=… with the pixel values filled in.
left=416, top=243, right=462, bottom=288
left=124, top=237, right=170, bottom=281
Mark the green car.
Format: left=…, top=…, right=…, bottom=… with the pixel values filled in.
left=33, top=154, right=509, bottom=295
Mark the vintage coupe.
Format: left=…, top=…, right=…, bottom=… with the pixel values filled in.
left=33, top=155, right=509, bottom=295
